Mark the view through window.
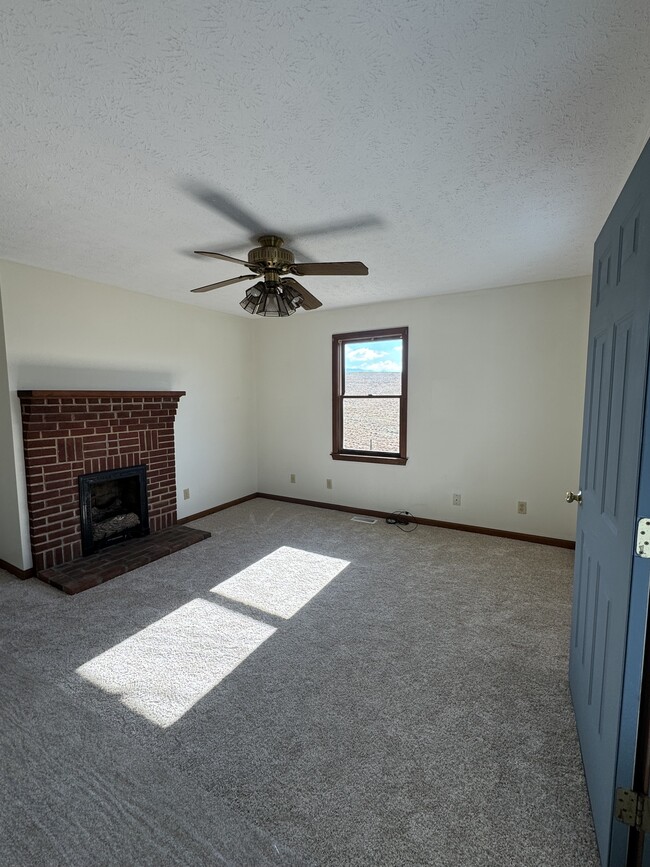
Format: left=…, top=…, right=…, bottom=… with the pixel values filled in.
left=332, top=327, right=408, bottom=465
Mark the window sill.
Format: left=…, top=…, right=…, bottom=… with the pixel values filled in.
left=331, top=453, right=408, bottom=466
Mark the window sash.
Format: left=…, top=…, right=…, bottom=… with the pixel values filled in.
left=332, top=327, right=408, bottom=465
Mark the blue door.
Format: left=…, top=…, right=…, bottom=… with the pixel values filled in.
left=570, top=137, right=650, bottom=865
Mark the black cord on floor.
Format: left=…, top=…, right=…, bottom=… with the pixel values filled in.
left=385, top=510, right=418, bottom=532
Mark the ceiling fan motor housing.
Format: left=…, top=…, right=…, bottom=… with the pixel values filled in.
left=248, top=236, right=295, bottom=271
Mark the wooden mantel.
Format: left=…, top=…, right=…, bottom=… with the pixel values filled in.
left=18, top=390, right=186, bottom=399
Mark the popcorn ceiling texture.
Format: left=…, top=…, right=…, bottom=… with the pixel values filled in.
left=0, top=0, right=649, bottom=315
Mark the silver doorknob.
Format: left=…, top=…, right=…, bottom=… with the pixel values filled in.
left=566, top=490, right=583, bottom=504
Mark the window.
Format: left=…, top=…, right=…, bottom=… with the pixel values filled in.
left=332, top=327, right=408, bottom=465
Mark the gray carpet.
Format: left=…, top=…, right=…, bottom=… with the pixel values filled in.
left=0, top=499, right=600, bottom=866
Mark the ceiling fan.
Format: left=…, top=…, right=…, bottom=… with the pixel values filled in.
left=191, top=235, right=369, bottom=316
left=183, top=184, right=374, bottom=316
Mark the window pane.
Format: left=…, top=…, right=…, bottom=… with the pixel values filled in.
left=344, top=339, right=402, bottom=396
left=342, top=398, right=400, bottom=453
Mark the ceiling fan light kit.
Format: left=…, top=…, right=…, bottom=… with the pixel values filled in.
left=191, top=234, right=368, bottom=317
left=239, top=281, right=303, bottom=317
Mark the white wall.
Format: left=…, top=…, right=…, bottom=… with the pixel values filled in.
left=0, top=260, right=258, bottom=571
left=255, top=276, right=591, bottom=541
left=0, top=263, right=591, bottom=571
left=0, top=283, right=24, bottom=568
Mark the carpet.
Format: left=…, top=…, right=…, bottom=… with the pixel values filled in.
left=0, top=498, right=599, bottom=866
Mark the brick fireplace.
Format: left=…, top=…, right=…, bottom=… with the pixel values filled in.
left=18, top=390, right=186, bottom=575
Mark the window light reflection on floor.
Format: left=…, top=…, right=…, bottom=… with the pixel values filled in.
left=76, top=547, right=349, bottom=728
left=210, top=545, right=350, bottom=619
left=76, top=598, right=275, bottom=728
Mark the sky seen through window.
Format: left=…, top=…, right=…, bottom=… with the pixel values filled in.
left=344, top=339, right=402, bottom=373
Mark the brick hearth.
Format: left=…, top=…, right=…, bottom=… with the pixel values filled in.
left=18, top=390, right=186, bottom=575
left=38, top=525, right=211, bottom=595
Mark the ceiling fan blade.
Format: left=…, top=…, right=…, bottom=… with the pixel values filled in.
left=191, top=274, right=257, bottom=293
left=283, top=277, right=322, bottom=310
left=291, top=261, right=369, bottom=276
left=195, top=250, right=253, bottom=267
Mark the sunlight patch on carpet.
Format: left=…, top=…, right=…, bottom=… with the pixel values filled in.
left=211, top=546, right=350, bottom=618
left=76, top=599, right=275, bottom=727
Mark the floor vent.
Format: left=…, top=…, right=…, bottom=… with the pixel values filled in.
left=351, top=515, right=378, bottom=524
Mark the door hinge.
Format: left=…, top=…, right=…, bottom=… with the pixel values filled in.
left=615, top=788, right=650, bottom=832
left=636, top=518, right=650, bottom=557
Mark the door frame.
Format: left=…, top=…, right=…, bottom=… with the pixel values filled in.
left=614, top=341, right=650, bottom=866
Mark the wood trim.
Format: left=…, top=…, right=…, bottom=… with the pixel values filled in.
left=0, top=493, right=573, bottom=582
left=331, top=453, right=408, bottom=465
left=332, top=332, right=341, bottom=455
left=255, top=492, right=576, bottom=549
left=0, top=557, right=34, bottom=580
left=176, top=493, right=258, bottom=524
left=400, top=327, right=408, bottom=459
left=17, top=390, right=186, bottom=399
left=332, top=326, right=408, bottom=463
left=628, top=607, right=650, bottom=865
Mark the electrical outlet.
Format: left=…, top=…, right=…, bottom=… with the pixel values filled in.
left=290, top=473, right=296, bottom=484
left=183, top=488, right=190, bottom=500
left=452, top=493, right=461, bottom=507
left=517, top=501, right=527, bottom=515
left=326, top=479, right=333, bottom=490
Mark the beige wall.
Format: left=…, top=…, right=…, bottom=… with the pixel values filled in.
left=255, top=276, right=591, bottom=541
left=0, top=262, right=591, bottom=571
left=0, top=283, right=24, bottom=568
left=0, top=260, right=259, bottom=570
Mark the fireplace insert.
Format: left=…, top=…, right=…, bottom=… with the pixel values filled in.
left=78, top=465, right=150, bottom=556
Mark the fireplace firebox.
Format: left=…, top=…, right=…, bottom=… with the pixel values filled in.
left=79, top=465, right=149, bottom=556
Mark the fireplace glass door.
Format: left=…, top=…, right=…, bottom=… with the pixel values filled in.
left=78, top=465, right=149, bottom=556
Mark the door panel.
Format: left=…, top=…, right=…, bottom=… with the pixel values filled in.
left=570, top=138, right=650, bottom=865
left=603, top=317, right=633, bottom=523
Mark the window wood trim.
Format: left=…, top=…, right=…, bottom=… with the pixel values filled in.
left=332, top=326, right=408, bottom=465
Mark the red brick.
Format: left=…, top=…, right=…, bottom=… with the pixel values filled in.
left=33, top=404, right=66, bottom=415
left=24, top=446, right=57, bottom=460
left=47, top=494, right=76, bottom=507
left=42, top=470, right=72, bottom=485
left=84, top=448, right=108, bottom=459
left=20, top=391, right=183, bottom=571
left=30, top=505, right=62, bottom=520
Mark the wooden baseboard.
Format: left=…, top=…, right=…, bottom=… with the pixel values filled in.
left=177, top=493, right=258, bottom=525
left=0, top=557, right=34, bottom=580
left=1, top=491, right=573, bottom=584
left=255, top=492, right=575, bottom=550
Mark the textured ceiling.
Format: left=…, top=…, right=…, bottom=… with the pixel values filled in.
left=1, top=0, right=649, bottom=316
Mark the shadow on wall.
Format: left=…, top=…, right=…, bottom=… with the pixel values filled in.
left=5, top=364, right=177, bottom=572
left=12, top=364, right=176, bottom=392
